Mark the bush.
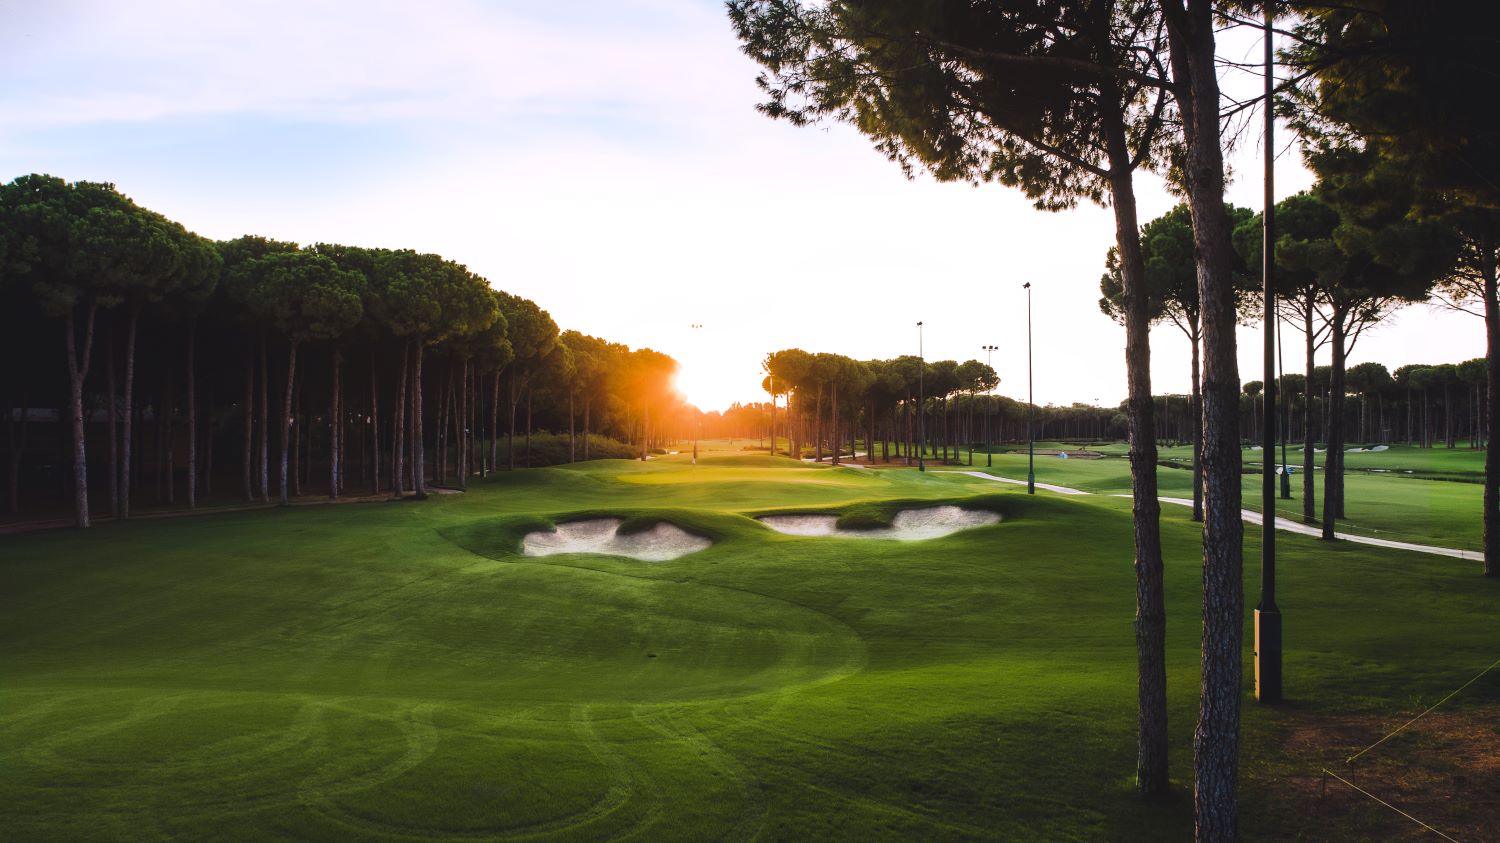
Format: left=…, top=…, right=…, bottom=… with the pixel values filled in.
left=501, top=432, right=639, bottom=467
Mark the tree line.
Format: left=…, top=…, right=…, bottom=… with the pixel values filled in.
left=729, top=0, right=1499, bottom=838
left=0, top=175, right=685, bottom=525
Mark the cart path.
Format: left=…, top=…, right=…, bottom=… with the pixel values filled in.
left=942, top=469, right=1477, bottom=561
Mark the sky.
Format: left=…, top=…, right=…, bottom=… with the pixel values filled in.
left=1, top=0, right=1484, bottom=412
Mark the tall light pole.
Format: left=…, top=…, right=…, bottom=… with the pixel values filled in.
left=982, top=344, right=999, bottom=467
left=690, top=323, right=703, bottom=465
left=1024, top=283, right=1035, bottom=494
left=917, top=321, right=926, bottom=472
left=1256, top=8, right=1283, bottom=705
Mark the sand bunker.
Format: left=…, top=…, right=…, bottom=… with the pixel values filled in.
left=759, top=506, right=1000, bottom=541
left=522, top=518, right=711, bottom=561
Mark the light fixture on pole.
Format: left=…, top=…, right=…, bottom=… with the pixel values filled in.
left=982, top=344, right=999, bottom=467
left=1024, top=283, right=1035, bottom=495
left=1256, top=7, right=1282, bottom=705
left=917, top=321, right=926, bottom=472
left=691, top=323, right=702, bottom=465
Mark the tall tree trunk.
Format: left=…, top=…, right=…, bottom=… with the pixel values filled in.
left=525, top=381, right=534, bottom=467
left=1191, top=327, right=1204, bottom=522
left=63, top=300, right=99, bottom=528
left=1482, top=226, right=1499, bottom=576
left=393, top=342, right=408, bottom=498
left=830, top=381, right=840, bottom=465
left=489, top=370, right=501, bottom=474
left=1302, top=304, right=1317, bottom=523
left=186, top=321, right=197, bottom=510
left=106, top=331, right=118, bottom=517
left=1324, top=310, right=1347, bottom=538
left=412, top=340, right=426, bottom=499
left=584, top=395, right=592, bottom=460
left=279, top=340, right=299, bottom=505
left=507, top=370, right=518, bottom=470
left=1103, top=105, right=1169, bottom=797
left=243, top=345, right=254, bottom=501
left=371, top=347, right=381, bottom=495
left=460, top=357, right=470, bottom=487
left=1163, top=4, right=1243, bottom=836
left=330, top=347, right=342, bottom=500
left=259, top=333, right=270, bottom=503
left=121, top=304, right=140, bottom=518
left=569, top=389, right=577, bottom=463
left=165, top=374, right=175, bottom=505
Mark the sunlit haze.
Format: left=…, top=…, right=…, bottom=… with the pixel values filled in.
left=3, top=0, right=1482, bottom=411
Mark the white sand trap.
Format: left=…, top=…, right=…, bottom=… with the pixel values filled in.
left=759, top=506, right=999, bottom=541
left=522, top=518, right=711, bottom=561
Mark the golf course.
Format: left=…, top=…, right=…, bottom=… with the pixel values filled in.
left=3, top=445, right=1495, bottom=841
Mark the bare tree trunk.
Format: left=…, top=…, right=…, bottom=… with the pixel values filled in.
left=830, top=381, right=840, bottom=465
left=63, top=301, right=99, bottom=528
left=489, top=370, right=501, bottom=473
left=393, top=342, right=407, bottom=499
left=569, top=389, right=576, bottom=463
left=1482, top=228, right=1499, bottom=576
left=279, top=340, right=298, bottom=504
left=371, top=347, right=381, bottom=495
left=259, top=333, right=270, bottom=503
left=121, top=304, right=140, bottom=519
left=507, top=369, right=518, bottom=470
left=412, top=340, right=426, bottom=499
left=187, top=321, right=197, bottom=509
left=1302, top=305, right=1317, bottom=523
left=1324, top=311, right=1347, bottom=538
left=460, top=357, right=470, bottom=487
left=106, top=331, right=118, bottom=517
left=584, top=395, right=591, bottom=460
left=243, top=345, right=254, bottom=501
left=164, top=376, right=175, bottom=505
left=1103, top=105, right=1169, bottom=797
left=330, top=347, right=342, bottom=499
left=525, top=381, right=534, bottom=467
left=1191, top=327, right=1204, bottom=522
left=1163, top=4, right=1242, bottom=836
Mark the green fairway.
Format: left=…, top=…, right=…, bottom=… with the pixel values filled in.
left=957, top=445, right=1485, bottom=550
left=2, top=451, right=1496, bottom=841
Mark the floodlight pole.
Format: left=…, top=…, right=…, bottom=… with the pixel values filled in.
left=1025, top=283, right=1035, bottom=494
left=983, top=344, right=999, bottom=467
left=1278, top=321, right=1292, bottom=498
left=691, top=323, right=702, bottom=465
left=917, top=321, right=926, bottom=472
left=1256, top=6, right=1283, bottom=704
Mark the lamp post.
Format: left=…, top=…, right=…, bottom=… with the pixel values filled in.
left=982, top=344, right=998, bottom=467
left=917, top=321, right=926, bottom=472
left=1256, top=7, right=1282, bottom=704
left=691, top=323, right=703, bottom=465
left=1024, top=283, right=1035, bottom=494
left=1278, top=318, right=1292, bottom=499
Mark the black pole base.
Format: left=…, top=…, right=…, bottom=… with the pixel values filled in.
left=1279, top=469, right=1292, bottom=500
left=1255, top=607, right=1283, bottom=703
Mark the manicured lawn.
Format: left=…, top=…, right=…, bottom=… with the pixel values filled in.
left=2, top=450, right=1495, bottom=840
left=956, top=446, right=1485, bottom=551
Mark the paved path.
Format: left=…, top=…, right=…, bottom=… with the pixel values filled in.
left=938, top=470, right=1090, bottom=495
left=1155, top=496, right=1482, bottom=561
left=940, top=469, right=1476, bottom=561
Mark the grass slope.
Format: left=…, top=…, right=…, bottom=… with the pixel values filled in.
left=1, top=449, right=1495, bottom=840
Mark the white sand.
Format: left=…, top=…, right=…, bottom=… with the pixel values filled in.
left=758, top=505, right=1000, bottom=541
left=522, top=518, right=711, bottom=561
